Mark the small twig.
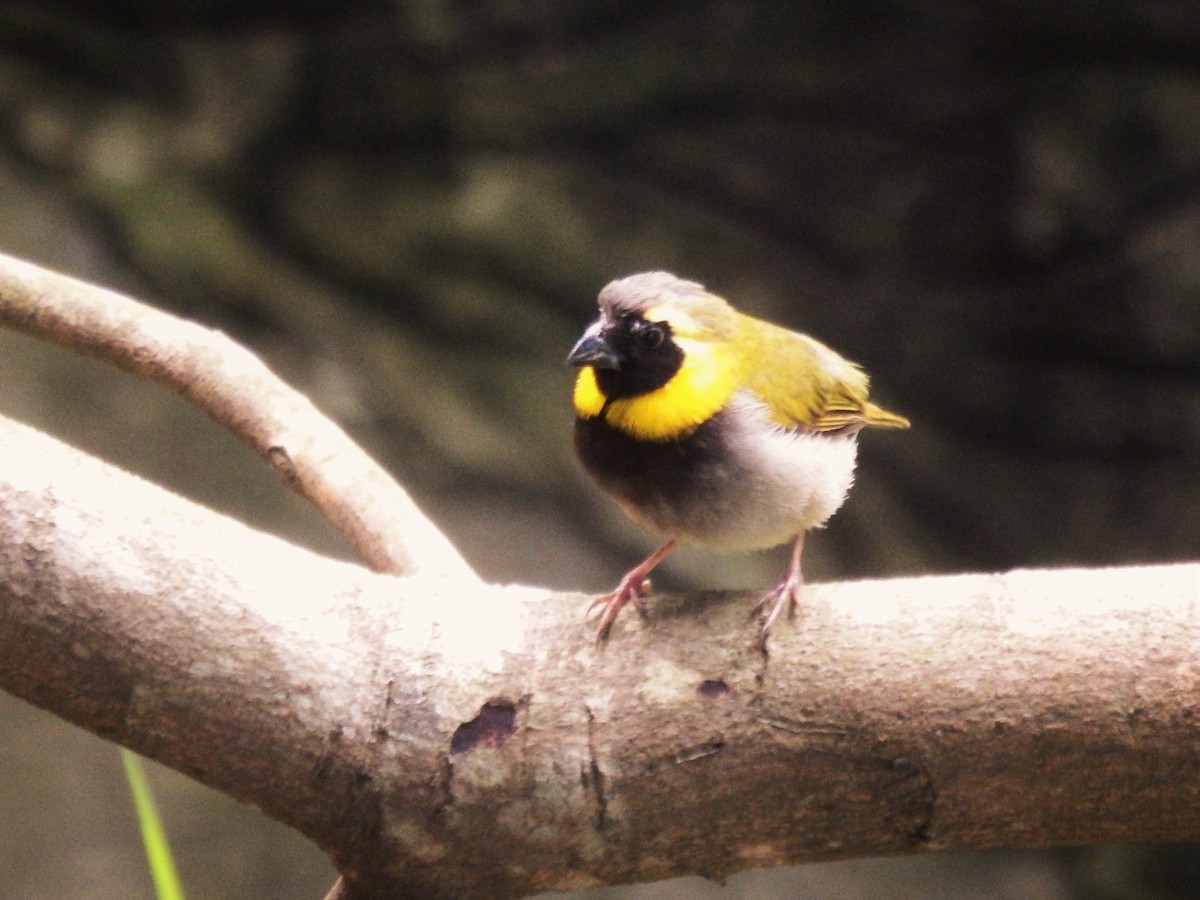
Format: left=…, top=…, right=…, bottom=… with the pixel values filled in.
left=0, top=251, right=474, bottom=580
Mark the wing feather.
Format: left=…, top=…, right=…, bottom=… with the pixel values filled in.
left=744, top=320, right=908, bottom=433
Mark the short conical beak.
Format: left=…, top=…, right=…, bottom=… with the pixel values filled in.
left=565, top=323, right=622, bottom=370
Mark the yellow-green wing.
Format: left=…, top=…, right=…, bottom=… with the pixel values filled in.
left=744, top=319, right=909, bottom=433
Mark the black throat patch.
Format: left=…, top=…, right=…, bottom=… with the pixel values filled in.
left=594, top=315, right=684, bottom=399
left=573, top=410, right=727, bottom=526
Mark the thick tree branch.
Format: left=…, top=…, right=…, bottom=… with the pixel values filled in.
left=2, top=411, right=1199, bottom=899
left=0, top=251, right=472, bottom=580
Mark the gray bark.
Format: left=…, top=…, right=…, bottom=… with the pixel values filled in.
left=2, top=411, right=1197, bottom=899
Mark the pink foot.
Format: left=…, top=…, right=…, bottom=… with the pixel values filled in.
left=587, top=539, right=677, bottom=641
left=753, top=533, right=805, bottom=641
left=588, top=573, right=650, bottom=640
left=754, top=568, right=802, bottom=636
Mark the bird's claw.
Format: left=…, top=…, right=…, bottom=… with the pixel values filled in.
left=754, top=573, right=803, bottom=642
left=587, top=576, right=652, bottom=641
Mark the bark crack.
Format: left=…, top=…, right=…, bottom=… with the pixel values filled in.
left=751, top=626, right=770, bottom=695
left=583, top=704, right=607, bottom=832
left=435, top=754, right=454, bottom=815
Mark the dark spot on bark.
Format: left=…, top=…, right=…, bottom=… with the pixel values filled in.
left=313, top=753, right=335, bottom=783
left=698, top=679, right=730, bottom=698
left=881, top=751, right=936, bottom=846
left=450, top=700, right=517, bottom=754
left=267, top=445, right=298, bottom=485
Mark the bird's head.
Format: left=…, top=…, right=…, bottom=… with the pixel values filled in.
left=566, top=272, right=741, bottom=440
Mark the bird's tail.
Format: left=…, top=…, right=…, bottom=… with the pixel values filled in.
left=863, top=402, right=911, bottom=429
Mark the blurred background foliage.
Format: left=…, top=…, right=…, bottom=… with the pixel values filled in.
left=0, top=1, right=1197, bottom=898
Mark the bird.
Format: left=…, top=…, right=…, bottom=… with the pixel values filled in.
left=565, top=271, right=909, bottom=641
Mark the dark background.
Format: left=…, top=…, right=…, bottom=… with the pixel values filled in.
left=0, top=2, right=1197, bottom=898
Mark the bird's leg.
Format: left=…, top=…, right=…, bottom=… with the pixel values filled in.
left=589, top=539, right=678, bottom=640
left=754, top=532, right=805, bottom=637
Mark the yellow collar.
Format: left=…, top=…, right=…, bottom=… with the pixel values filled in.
left=573, top=337, right=738, bottom=441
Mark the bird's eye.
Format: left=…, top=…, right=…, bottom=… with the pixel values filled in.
left=635, top=322, right=666, bottom=351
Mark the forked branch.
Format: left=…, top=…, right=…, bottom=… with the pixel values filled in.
left=2, top=257, right=1199, bottom=900
left=0, top=251, right=472, bottom=579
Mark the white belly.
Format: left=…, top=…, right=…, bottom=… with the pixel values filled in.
left=651, top=392, right=859, bottom=551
